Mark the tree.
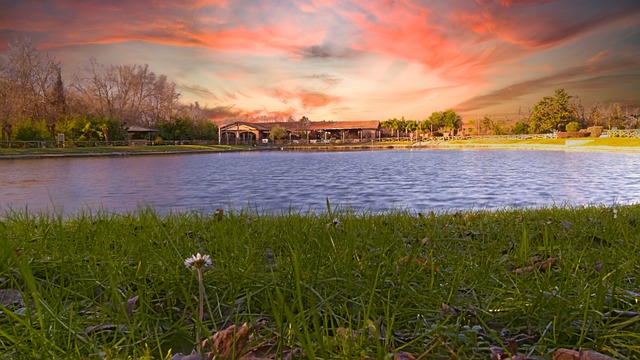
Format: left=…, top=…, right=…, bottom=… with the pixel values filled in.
left=606, top=103, right=624, bottom=129
left=0, top=40, right=60, bottom=144
left=405, top=119, right=418, bottom=141
left=298, top=116, right=311, bottom=143
left=69, top=59, right=179, bottom=126
left=380, top=119, right=394, bottom=137
left=511, top=121, right=530, bottom=135
left=480, top=116, right=493, bottom=135
left=268, top=126, right=287, bottom=143
left=428, top=111, right=444, bottom=133
left=586, top=103, right=605, bottom=127
left=417, top=119, right=431, bottom=137
left=529, top=89, right=576, bottom=133
left=442, top=109, right=461, bottom=135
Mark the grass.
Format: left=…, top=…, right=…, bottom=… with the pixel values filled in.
left=1, top=204, right=639, bottom=359
left=448, top=137, right=640, bottom=147
left=0, top=144, right=253, bottom=156
left=2, top=137, right=639, bottom=158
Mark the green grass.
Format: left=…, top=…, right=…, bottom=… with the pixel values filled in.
left=0, top=144, right=253, bottom=156
left=448, top=138, right=640, bottom=147
left=1, top=204, right=639, bottom=359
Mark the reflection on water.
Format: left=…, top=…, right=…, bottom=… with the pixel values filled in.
left=1, top=149, right=639, bottom=215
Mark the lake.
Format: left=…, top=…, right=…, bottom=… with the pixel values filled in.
left=1, top=149, right=639, bottom=215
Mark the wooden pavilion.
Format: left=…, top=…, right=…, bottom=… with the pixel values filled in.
left=218, top=120, right=381, bottom=145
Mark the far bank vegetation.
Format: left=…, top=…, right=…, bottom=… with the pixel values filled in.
left=0, top=40, right=217, bottom=147
left=381, top=89, right=638, bottom=140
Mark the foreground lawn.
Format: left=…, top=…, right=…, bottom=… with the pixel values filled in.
left=1, top=205, right=639, bottom=359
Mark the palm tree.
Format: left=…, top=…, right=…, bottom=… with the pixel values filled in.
left=406, top=120, right=418, bottom=141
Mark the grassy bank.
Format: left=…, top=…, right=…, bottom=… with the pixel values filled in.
left=0, top=144, right=253, bottom=158
left=1, top=204, right=639, bottom=359
left=447, top=138, right=640, bottom=147
left=2, top=138, right=640, bottom=159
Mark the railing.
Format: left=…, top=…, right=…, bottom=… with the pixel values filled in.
left=606, top=129, right=640, bottom=138
left=0, top=139, right=219, bottom=149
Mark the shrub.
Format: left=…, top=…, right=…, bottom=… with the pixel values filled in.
left=14, top=122, right=50, bottom=141
left=566, top=121, right=581, bottom=132
left=557, top=131, right=590, bottom=138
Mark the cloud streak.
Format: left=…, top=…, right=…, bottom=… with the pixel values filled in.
left=1, top=0, right=639, bottom=121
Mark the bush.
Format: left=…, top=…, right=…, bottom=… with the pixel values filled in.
left=14, top=122, right=50, bottom=141
left=586, top=126, right=604, bottom=138
left=557, top=131, right=590, bottom=138
left=566, top=121, right=581, bottom=132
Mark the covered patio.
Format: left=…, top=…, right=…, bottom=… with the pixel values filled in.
left=126, top=125, right=159, bottom=146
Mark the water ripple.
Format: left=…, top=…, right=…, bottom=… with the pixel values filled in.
left=1, top=149, right=639, bottom=215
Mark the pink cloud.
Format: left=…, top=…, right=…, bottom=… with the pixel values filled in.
left=271, top=89, right=340, bottom=110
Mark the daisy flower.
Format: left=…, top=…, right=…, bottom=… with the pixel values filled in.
left=184, top=253, right=212, bottom=269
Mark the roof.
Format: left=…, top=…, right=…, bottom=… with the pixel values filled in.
left=219, top=120, right=380, bottom=132
left=126, top=125, right=159, bottom=133
left=308, top=120, right=380, bottom=130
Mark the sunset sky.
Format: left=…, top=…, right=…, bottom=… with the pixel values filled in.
left=1, top=0, right=640, bottom=122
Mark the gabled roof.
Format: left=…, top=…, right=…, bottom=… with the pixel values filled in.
left=126, top=125, right=159, bottom=133
left=308, top=120, right=380, bottom=130
left=219, top=120, right=380, bottom=132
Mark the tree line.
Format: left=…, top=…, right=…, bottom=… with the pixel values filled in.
left=0, top=40, right=217, bottom=146
left=469, top=89, right=638, bottom=136
left=381, top=109, right=462, bottom=140
left=381, top=89, right=638, bottom=138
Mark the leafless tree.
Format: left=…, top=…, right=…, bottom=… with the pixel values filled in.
left=0, top=40, right=62, bottom=142
left=69, top=59, right=179, bottom=126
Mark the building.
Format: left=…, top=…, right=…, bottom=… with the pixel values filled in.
left=218, top=120, right=381, bottom=145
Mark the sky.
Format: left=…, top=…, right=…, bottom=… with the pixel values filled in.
left=1, top=0, right=640, bottom=122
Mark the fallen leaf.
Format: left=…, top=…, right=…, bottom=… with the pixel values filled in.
left=561, top=220, right=573, bottom=229
left=239, top=344, right=299, bottom=360
left=125, top=295, right=139, bottom=317
left=202, top=322, right=253, bottom=359
left=553, top=348, right=616, bottom=360
left=513, top=257, right=558, bottom=275
left=0, top=289, right=24, bottom=307
left=393, top=351, right=416, bottom=360
left=168, top=352, right=206, bottom=360
left=490, top=346, right=536, bottom=360
left=602, top=310, right=640, bottom=319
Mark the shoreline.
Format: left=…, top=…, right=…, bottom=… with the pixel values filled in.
left=2, top=141, right=640, bottom=160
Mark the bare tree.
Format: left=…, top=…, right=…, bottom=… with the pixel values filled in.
left=70, top=59, right=179, bottom=126
left=0, top=40, right=61, bottom=142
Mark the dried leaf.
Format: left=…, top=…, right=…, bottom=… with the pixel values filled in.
left=214, top=208, right=224, bottom=221
left=490, top=347, right=534, bottom=360
left=202, top=322, right=253, bottom=359
left=393, top=351, right=417, bottom=360
left=239, top=344, right=298, bottom=360
left=561, top=220, right=573, bottom=229
left=513, top=257, right=558, bottom=274
left=125, top=295, right=139, bottom=317
left=0, top=289, right=24, bottom=307
left=602, top=310, right=640, bottom=319
left=594, top=261, right=603, bottom=272
left=553, top=348, right=616, bottom=360
left=168, top=352, right=206, bottom=360
left=399, top=255, right=430, bottom=267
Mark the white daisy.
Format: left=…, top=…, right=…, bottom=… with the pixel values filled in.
left=184, top=253, right=212, bottom=269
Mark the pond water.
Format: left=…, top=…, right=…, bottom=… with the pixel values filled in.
left=1, top=149, right=639, bottom=215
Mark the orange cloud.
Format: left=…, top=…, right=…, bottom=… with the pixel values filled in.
left=270, top=89, right=340, bottom=110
